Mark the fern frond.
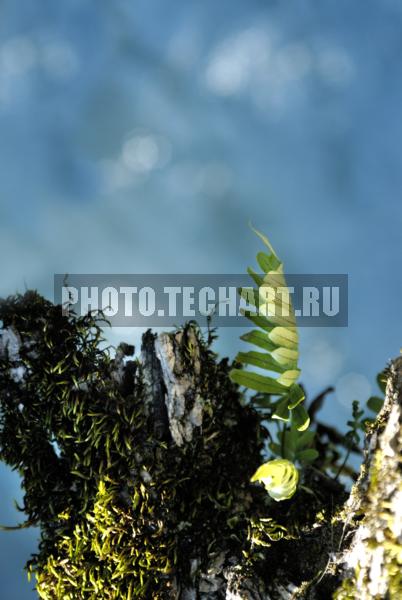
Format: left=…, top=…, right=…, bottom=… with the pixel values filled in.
left=230, top=227, right=309, bottom=432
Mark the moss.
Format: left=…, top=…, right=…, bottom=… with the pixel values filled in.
left=33, top=478, right=176, bottom=599
left=387, top=549, right=402, bottom=599
left=0, top=292, right=271, bottom=598
left=332, top=576, right=357, bottom=600
left=333, top=407, right=402, bottom=600
left=0, top=291, right=357, bottom=598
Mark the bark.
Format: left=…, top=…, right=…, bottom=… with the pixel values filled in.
left=327, top=356, right=402, bottom=599
left=133, top=333, right=402, bottom=599
left=136, top=338, right=402, bottom=599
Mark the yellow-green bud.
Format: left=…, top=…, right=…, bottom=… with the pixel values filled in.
left=250, top=458, right=299, bottom=501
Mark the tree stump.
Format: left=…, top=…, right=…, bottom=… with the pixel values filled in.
left=0, top=292, right=401, bottom=599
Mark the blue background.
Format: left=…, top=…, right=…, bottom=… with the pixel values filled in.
left=0, top=1, right=401, bottom=596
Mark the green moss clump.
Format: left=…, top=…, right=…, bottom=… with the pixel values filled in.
left=0, top=292, right=270, bottom=598
left=332, top=576, right=357, bottom=600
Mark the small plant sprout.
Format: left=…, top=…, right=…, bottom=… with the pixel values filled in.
left=251, top=458, right=299, bottom=502
left=334, top=400, right=365, bottom=481
left=230, top=226, right=318, bottom=500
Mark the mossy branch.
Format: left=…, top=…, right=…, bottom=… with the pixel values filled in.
left=0, top=292, right=400, bottom=599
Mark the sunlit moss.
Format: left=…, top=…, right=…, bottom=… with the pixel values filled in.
left=1, top=292, right=271, bottom=598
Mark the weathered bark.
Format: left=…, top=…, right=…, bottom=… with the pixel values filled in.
left=134, top=337, right=402, bottom=599
left=127, top=332, right=402, bottom=599
left=324, top=356, right=402, bottom=599
left=139, top=329, right=267, bottom=599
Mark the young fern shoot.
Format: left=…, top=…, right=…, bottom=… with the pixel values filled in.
left=230, top=227, right=317, bottom=501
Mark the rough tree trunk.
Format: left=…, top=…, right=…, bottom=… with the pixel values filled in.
left=125, top=331, right=402, bottom=599
left=131, top=337, right=402, bottom=599
left=327, top=356, right=402, bottom=599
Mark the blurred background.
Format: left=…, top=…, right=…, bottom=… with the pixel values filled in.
left=1, top=0, right=401, bottom=596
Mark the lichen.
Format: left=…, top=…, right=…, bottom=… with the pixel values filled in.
left=332, top=576, right=357, bottom=600
left=332, top=358, right=402, bottom=599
